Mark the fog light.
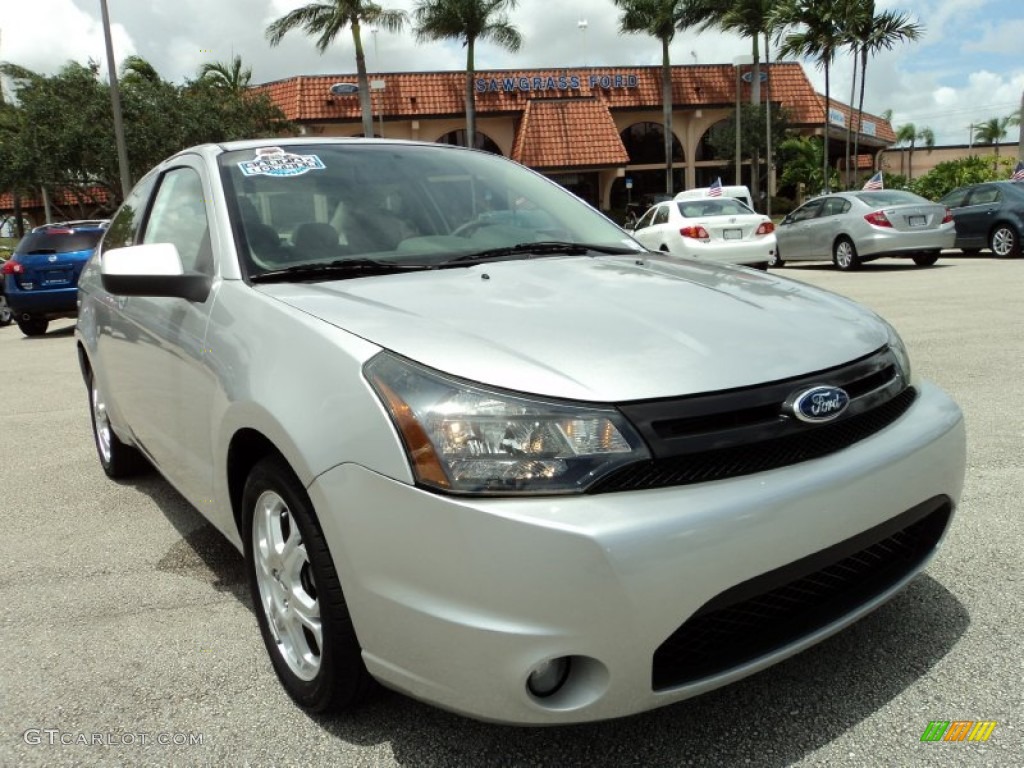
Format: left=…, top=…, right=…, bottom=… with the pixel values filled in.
left=526, top=657, right=571, bottom=698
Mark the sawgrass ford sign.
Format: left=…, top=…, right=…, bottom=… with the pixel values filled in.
left=476, top=73, right=640, bottom=93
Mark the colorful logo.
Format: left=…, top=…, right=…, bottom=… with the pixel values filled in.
left=920, top=721, right=997, bottom=742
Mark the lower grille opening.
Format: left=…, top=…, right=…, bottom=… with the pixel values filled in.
left=652, top=497, right=952, bottom=691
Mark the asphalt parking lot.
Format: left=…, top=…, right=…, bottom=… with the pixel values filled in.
left=1, top=255, right=1021, bottom=767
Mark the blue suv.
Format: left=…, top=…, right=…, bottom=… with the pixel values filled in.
left=2, top=220, right=108, bottom=336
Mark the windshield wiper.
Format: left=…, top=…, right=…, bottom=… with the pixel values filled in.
left=250, top=258, right=429, bottom=284
left=443, top=241, right=639, bottom=265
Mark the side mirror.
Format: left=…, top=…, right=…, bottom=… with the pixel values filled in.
left=100, top=243, right=211, bottom=302
left=781, top=215, right=793, bottom=225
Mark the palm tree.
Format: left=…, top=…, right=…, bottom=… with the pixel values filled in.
left=412, top=0, right=521, bottom=151
left=974, top=116, right=1013, bottom=168
left=691, top=0, right=781, bottom=202
left=775, top=0, right=846, bottom=192
left=895, top=122, right=933, bottom=180
left=267, top=1, right=407, bottom=138
left=616, top=0, right=697, bottom=195
left=847, top=3, right=921, bottom=187
left=119, top=55, right=162, bottom=87
left=199, top=55, right=253, bottom=95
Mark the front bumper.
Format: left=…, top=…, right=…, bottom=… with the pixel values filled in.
left=308, top=380, right=965, bottom=724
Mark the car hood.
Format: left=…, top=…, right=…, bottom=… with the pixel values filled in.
left=258, top=256, right=889, bottom=402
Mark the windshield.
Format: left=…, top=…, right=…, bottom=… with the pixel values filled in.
left=219, top=143, right=641, bottom=277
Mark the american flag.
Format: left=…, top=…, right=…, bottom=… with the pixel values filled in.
left=708, top=177, right=723, bottom=197
left=1012, top=161, right=1024, bottom=182
left=862, top=172, right=884, bottom=190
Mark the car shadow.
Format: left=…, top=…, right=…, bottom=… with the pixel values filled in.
left=13, top=322, right=77, bottom=339
left=779, top=262, right=953, bottom=273
left=117, top=469, right=969, bottom=764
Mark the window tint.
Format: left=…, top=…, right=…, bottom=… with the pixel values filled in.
left=16, top=230, right=103, bottom=255
left=968, top=186, right=1000, bottom=205
left=143, top=167, right=213, bottom=275
left=102, top=172, right=159, bottom=255
left=678, top=199, right=752, bottom=218
left=940, top=188, right=969, bottom=208
left=790, top=199, right=825, bottom=223
left=653, top=205, right=670, bottom=225
left=821, top=198, right=851, bottom=217
left=634, top=207, right=657, bottom=230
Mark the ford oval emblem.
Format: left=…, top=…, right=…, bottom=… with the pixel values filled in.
left=48, top=254, right=58, bottom=262
left=791, top=385, right=850, bottom=423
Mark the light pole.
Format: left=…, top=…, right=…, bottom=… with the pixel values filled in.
left=578, top=20, right=588, bottom=67
left=733, top=55, right=752, bottom=187
left=99, top=0, right=131, bottom=198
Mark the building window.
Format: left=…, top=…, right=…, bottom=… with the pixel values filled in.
left=620, top=122, right=684, bottom=165
left=696, top=120, right=731, bottom=162
left=435, top=130, right=502, bottom=155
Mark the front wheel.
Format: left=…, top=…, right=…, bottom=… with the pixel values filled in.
left=990, top=225, right=1021, bottom=258
left=16, top=315, right=48, bottom=336
left=832, top=238, right=861, bottom=271
left=912, top=251, right=940, bottom=267
left=243, top=457, right=372, bottom=714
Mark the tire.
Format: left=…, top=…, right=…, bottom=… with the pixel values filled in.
left=990, top=225, right=1021, bottom=258
left=16, top=316, right=48, bottom=336
left=243, top=457, right=372, bottom=714
left=768, top=248, right=784, bottom=268
left=912, top=251, right=940, bottom=267
left=88, top=371, right=148, bottom=478
left=832, top=238, right=861, bottom=271
left=0, top=295, right=11, bottom=327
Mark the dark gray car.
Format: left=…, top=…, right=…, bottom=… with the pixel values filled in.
left=939, top=181, right=1024, bottom=258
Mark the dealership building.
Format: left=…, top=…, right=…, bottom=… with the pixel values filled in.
left=258, top=62, right=896, bottom=211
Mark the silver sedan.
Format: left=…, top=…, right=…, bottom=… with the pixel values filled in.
left=774, top=190, right=955, bottom=270
left=75, top=139, right=964, bottom=725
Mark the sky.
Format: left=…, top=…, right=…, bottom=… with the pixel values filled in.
left=1, top=0, right=1022, bottom=147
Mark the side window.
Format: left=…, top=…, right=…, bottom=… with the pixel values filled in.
left=653, top=205, right=670, bottom=225
left=143, top=167, right=213, bottom=275
left=791, top=200, right=824, bottom=223
left=968, top=186, right=1000, bottom=205
left=941, top=188, right=969, bottom=209
left=822, top=198, right=850, bottom=217
left=634, top=207, right=657, bottom=230
left=101, top=172, right=158, bottom=255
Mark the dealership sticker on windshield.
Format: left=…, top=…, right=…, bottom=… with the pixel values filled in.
left=238, top=147, right=325, bottom=177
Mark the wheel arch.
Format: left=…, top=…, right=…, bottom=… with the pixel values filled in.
left=226, top=427, right=295, bottom=539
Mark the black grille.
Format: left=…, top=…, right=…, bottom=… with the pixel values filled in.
left=592, top=387, right=915, bottom=493
left=651, top=498, right=952, bottom=691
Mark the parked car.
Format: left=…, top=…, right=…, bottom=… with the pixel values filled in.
left=774, top=190, right=955, bottom=270
left=939, top=180, right=1024, bottom=258
left=77, top=138, right=965, bottom=725
left=2, top=220, right=109, bottom=335
left=627, top=197, right=776, bottom=268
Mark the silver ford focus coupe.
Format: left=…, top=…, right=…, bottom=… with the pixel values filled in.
left=75, top=139, right=966, bottom=725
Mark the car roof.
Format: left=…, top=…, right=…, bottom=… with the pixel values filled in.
left=31, top=220, right=109, bottom=232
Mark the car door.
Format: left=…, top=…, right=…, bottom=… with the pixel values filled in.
left=105, top=157, right=221, bottom=506
left=956, top=185, right=1000, bottom=249
left=646, top=204, right=672, bottom=251
left=778, top=199, right=825, bottom=260
left=806, top=197, right=851, bottom=256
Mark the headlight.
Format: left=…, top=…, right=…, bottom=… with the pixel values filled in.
left=883, top=320, right=913, bottom=386
left=365, top=353, right=650, bottom=495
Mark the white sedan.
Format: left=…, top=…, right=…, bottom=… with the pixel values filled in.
left=628, top=198, right=777, bottom=268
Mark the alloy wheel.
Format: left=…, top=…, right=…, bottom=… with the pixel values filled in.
left=252, top=490, right=322, bottom=682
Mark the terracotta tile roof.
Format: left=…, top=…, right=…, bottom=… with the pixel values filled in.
left=254, top=63, right=894, bottom=145
left=511, top=97, right=629, bottom=169
left=0, top=186, right=110, bottom=209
